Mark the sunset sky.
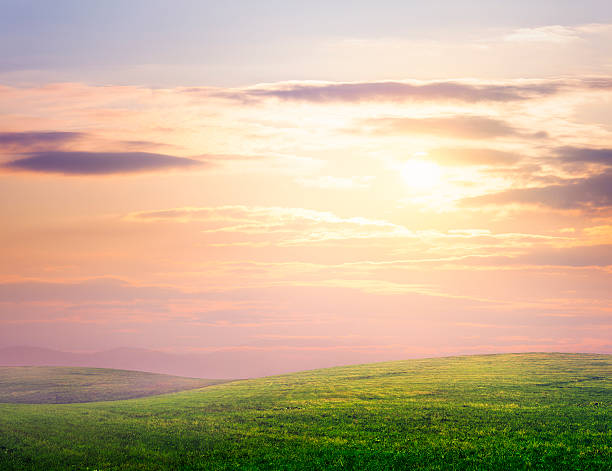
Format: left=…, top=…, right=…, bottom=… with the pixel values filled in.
left=1, top=1, right=611, bottom=370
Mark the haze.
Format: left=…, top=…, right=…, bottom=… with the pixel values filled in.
left=1, top=1, right=611, bottom=376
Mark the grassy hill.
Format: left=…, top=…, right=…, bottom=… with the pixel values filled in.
left=0, top=366, right=226, bottom=403
left=0, top=353, right=610, bottom=470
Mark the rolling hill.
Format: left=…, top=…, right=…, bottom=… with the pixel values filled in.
left=0, top=353, right=610, bottom=470
left=0, top=366, right=227, bottom=403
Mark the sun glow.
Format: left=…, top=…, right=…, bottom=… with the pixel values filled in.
left=401, top=158, right=442, bottom=190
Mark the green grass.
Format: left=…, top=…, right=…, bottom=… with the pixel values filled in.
left=0, top=367, right=226, bottom=403
left=0, top=353, right=610, bottom=470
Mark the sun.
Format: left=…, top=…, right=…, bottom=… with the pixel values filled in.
left=401, top=158, right=442, bottom=190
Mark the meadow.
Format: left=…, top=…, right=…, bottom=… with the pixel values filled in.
left=0, top=353, right=609, bottom=470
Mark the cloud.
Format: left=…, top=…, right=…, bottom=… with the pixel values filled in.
left=584, top=77, right=612, bottom=90
left=128, top=205, right=415, bottom=245
left=206, top=77, right=612, bottom=105
left=364, top=115, right=547, bottom=140
left=127, top=205, right=566, bottom=251
left=0, top=278, right=190, bottom=303
left=427, top=148, right=520, bottom=166
left=3, top=151, right=204, bottom=175
left=461, top=170, right=612, bottom=210
left=517, top=244, right=612, bottom=268
left=449, top=244, right=612, bottom=268
left=0, top=131, right=85, bottom=152
left=504, top=25, right=582, bottom=44
left=503, top=23, right=612, bottom=47
left=0, top=131, right=182, bottom=157
left=209, top=80, right=568, bottom=104
left=556, top=146, right=612, bottom=166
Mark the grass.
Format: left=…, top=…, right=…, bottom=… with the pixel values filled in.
left=0, top=353, right=610, bottom=470
left=0, top=367, right=226, bottom=403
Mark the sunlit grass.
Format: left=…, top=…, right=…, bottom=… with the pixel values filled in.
left=0, top=353, right=610, bottom=470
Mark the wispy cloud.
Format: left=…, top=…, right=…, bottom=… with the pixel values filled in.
left=0, top=131, right=85, bottom=152
left=427, top=148, right=520, bottom=166
left=128, top=205, right=414, bottom=245
left=516, top=244, right=612, bottom=268
left=363, top=115, right=547, bottom=140
left=0, top=278, right=190, bottom=303
left=504, top=25, right=583, bottom=44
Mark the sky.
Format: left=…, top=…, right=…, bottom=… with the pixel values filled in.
left=1, top=1, right=611, bottom=369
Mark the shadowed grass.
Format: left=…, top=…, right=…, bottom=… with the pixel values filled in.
left=0, top=367, right=227, bottom=403
left=0, top=353, right=609, bottom=470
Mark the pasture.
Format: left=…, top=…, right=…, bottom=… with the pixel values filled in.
left=0, top=353, right=609, bottom=470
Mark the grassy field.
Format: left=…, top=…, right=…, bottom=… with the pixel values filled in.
left=0, top=353, right=609, bottom=470
left=0, top=367, right=226, bottom=403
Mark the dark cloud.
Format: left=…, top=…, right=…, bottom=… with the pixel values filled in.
left=461, top=170, right=612, bottom=210
left=209, top=80, right=564, bottom=104
left=582, top=78, right=612, bottom=90
left=0, top=131, right=84, bottom=151
left=0, top=131, right=178, bottom=156
left=4, top=151, right=204, bottom=175
left=556, top=146, right=612, bottom=166
left=428, top=148, right=520, bottom=166
left=364, top=116, right=547, bottom=140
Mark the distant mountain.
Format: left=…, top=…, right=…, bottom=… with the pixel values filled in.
left=0, top=346, right=395, bottom=379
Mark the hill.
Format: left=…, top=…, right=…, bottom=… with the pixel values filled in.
left=0, top=353, right=610, bottom=470
left=0, top=366, right=227, bottom=403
